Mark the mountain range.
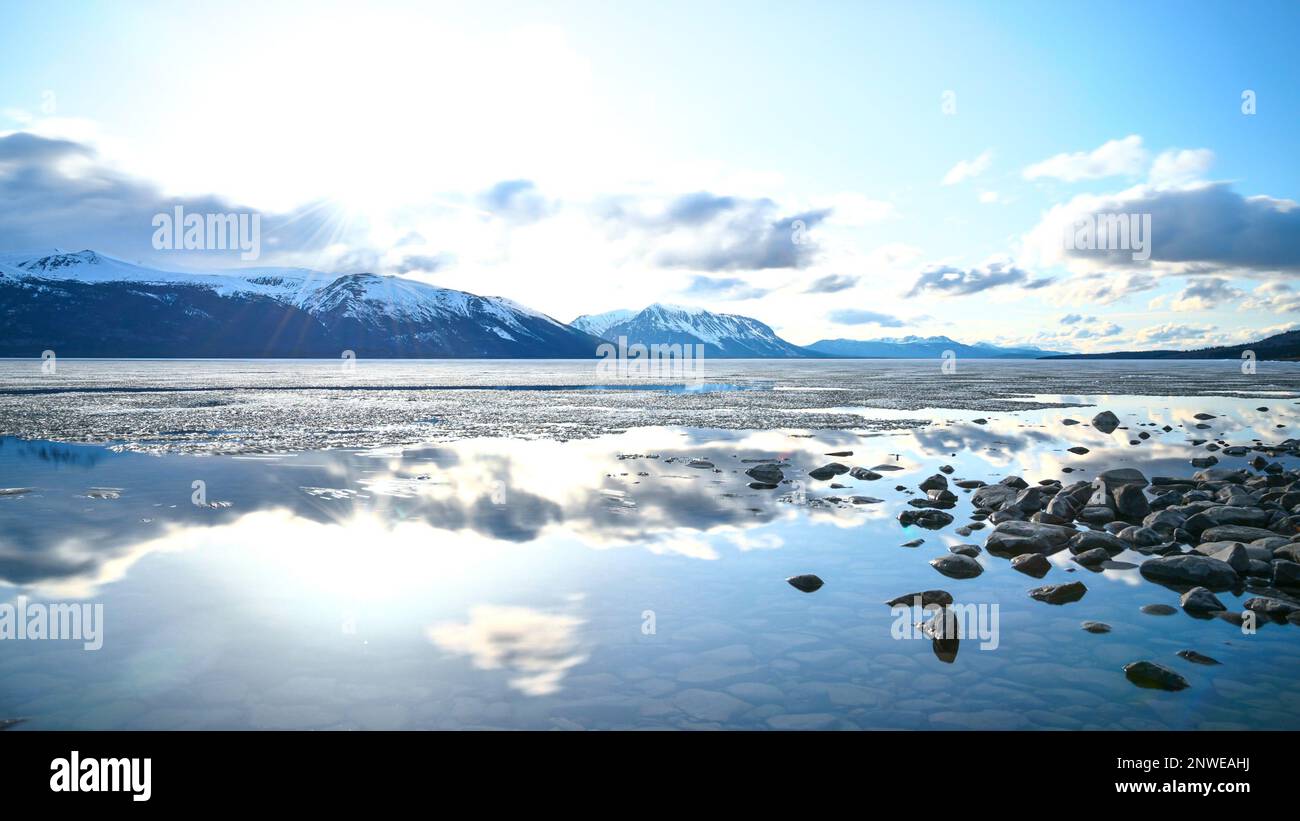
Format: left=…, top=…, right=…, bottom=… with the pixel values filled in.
left=571, top=303, right=809, bottom=357
left=804, top=336, right=1055, bottom=359
left=0, top=250, right=603, bottom=358
left=2, top=248, right=1290, bottom=361
left=1042, top=329, right=1300, bottom=361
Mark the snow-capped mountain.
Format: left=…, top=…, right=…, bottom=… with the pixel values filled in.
left=806, top=335, right=1057, bottom=358
left=0, top=249, right=604, bottom=358
left=571, top=303, right=811, bottom=358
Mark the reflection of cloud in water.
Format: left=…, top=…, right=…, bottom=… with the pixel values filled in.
left=427, top=605, right=587, bottom=696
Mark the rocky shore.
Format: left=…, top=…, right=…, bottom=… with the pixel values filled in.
left=772, top=408, right=1300, bottom=690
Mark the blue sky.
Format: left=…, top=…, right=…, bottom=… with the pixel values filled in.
left=1, top=0, right=1298, bottom=350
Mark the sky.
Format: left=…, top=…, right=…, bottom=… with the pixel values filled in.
left=1, top=0, right=1298, bottom=351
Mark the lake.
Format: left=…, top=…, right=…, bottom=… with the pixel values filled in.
left=1, top=358, right=1298, bottom=729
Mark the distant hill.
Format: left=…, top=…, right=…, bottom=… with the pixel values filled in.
left=1042, top=329, right=1300, bottom=360
left=806, top=335, right=1057, bottom=359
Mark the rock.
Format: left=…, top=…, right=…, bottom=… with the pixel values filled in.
left=824, top=450, right=853, bottom=457
left=849, top=467, right=881, bottom=481
left=1193, top=412, right=1216, bottom=420
left=1185, top=506, right=1271, bottom=537
left=1180, top=586, right=1226, bottom=615
left=1063, top=418, right=1080, bottom=426
left=885, top=590, right=953, bottom=608
left=949, top=543, right=981, bottom=557
left=1112, top=484, right=1150, bottom=519
left=986, top=520, right=1078, bottom=557
left=1067, top=446, right=1090, bottom=455
left=786, top=574, right=824, bottom=593
left=939, top=465, right=954, bottom=474
left=1140, top=603, right=1177, bottom=615
left=899, top=509, right=954, bottom=529
left=1059, top=529, right=1109, bottom=554
left=850, top=496, right=884, bottom=505
left=971, top=484, right=1019, bottom=511
left=1011, top=486, right=1048, bottom=514
left=1244, top=597, right=1300, bottom=617
left=1000, top=476, right=1029, bottom=490
left=745, top=464, right=784, bottom=485
left=1116, top=525, right=1168, bottom=548
left=1201, top=525, right=1281, bottom=543
left=955, top=479, right=986, bottom=489
left=1202, top=543, right=1251, bottom=574
left=909, top=497, right=956, bottom=509
left=1123, top=661, right=1189, bottom=691
left=1011, top=553, right=1052, bottom=577
left=919, top=473, right=949, bottom=492
left=1192, top=467, right=1249, bottom=484
left=1273, top=560, right=1300, bottom=587
left=930, top=554, right=984, bottom=579
left=1028, top=581, right=1088, bottom=604
left=808, top=463, right=848, bottom=481
left=927, top=488, right=958, bottom=503
left=1177, top=650, right=1221, bottom=666
left=1276, top=544, right=1300, bottom=563
left=1072, top=547, right=1111, bottom=567
left=1143, top=509, right=1186, bottom=533
left=901, top=538, right=925, bottom=547
left=1097, top=467, right=1149, bottom=491
left=1078, top=505, right=1116, bottom=525
left=748, top=482, right=779, bottom=490
left=1139, top=554, right=1239, bottom=590
left=1092, top=411, right=1120, bottom=434
left=687, top=459, right=715, bottom=469
left=1081, top=621, right=1112, bottom=633
left=1191, top=456, right=1219, bottom=468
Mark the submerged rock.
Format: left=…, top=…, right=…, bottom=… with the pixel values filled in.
left=1010, top=552, right=1052, bottom=577
left=1139, top=554, right=1239, bottom=590
left=1092, top=411, right=1120, bottom=433
left=986, top=520, right=1077, bottom=557
left=1177, top=650, right=1221, bottom=666
left=1244, top=596, right=1300, bottom=618
left=1081, top=621, right=1112, bottom=634
left=919, top=473, right=949, bottom=492
left=885, top=590, right=953, bottom=608
left=1140, top=603, right=1177, bottom=616
left=899, top=509, right=954, bottom=530
left=1179, top=586, right=1226, bottom=615
left=1028, top=580, right=1088, bottom=604
left=1123, top=661, right=1189, bottom=691
left=1072, top=547, right=1111, bottom=568
left=929, top=553, right=984, bottom=579
left=786, top=574, right=824, bottom=593
left=808, top=463, right=849, bottom=481
left=744, top=464, right=784, bottom=485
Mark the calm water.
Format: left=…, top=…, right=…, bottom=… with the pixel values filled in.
left=1, top=360, right=1299, bottom=729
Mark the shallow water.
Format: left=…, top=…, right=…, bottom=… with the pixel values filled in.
left=1, top=360, right=1299, bottom=729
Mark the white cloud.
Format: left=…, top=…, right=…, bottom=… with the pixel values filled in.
left=942, top=149, right=993, bottom=185
left=1023, top=135, right=1147, bottom=182
left=1148, top=148, right=1214, bottom=188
